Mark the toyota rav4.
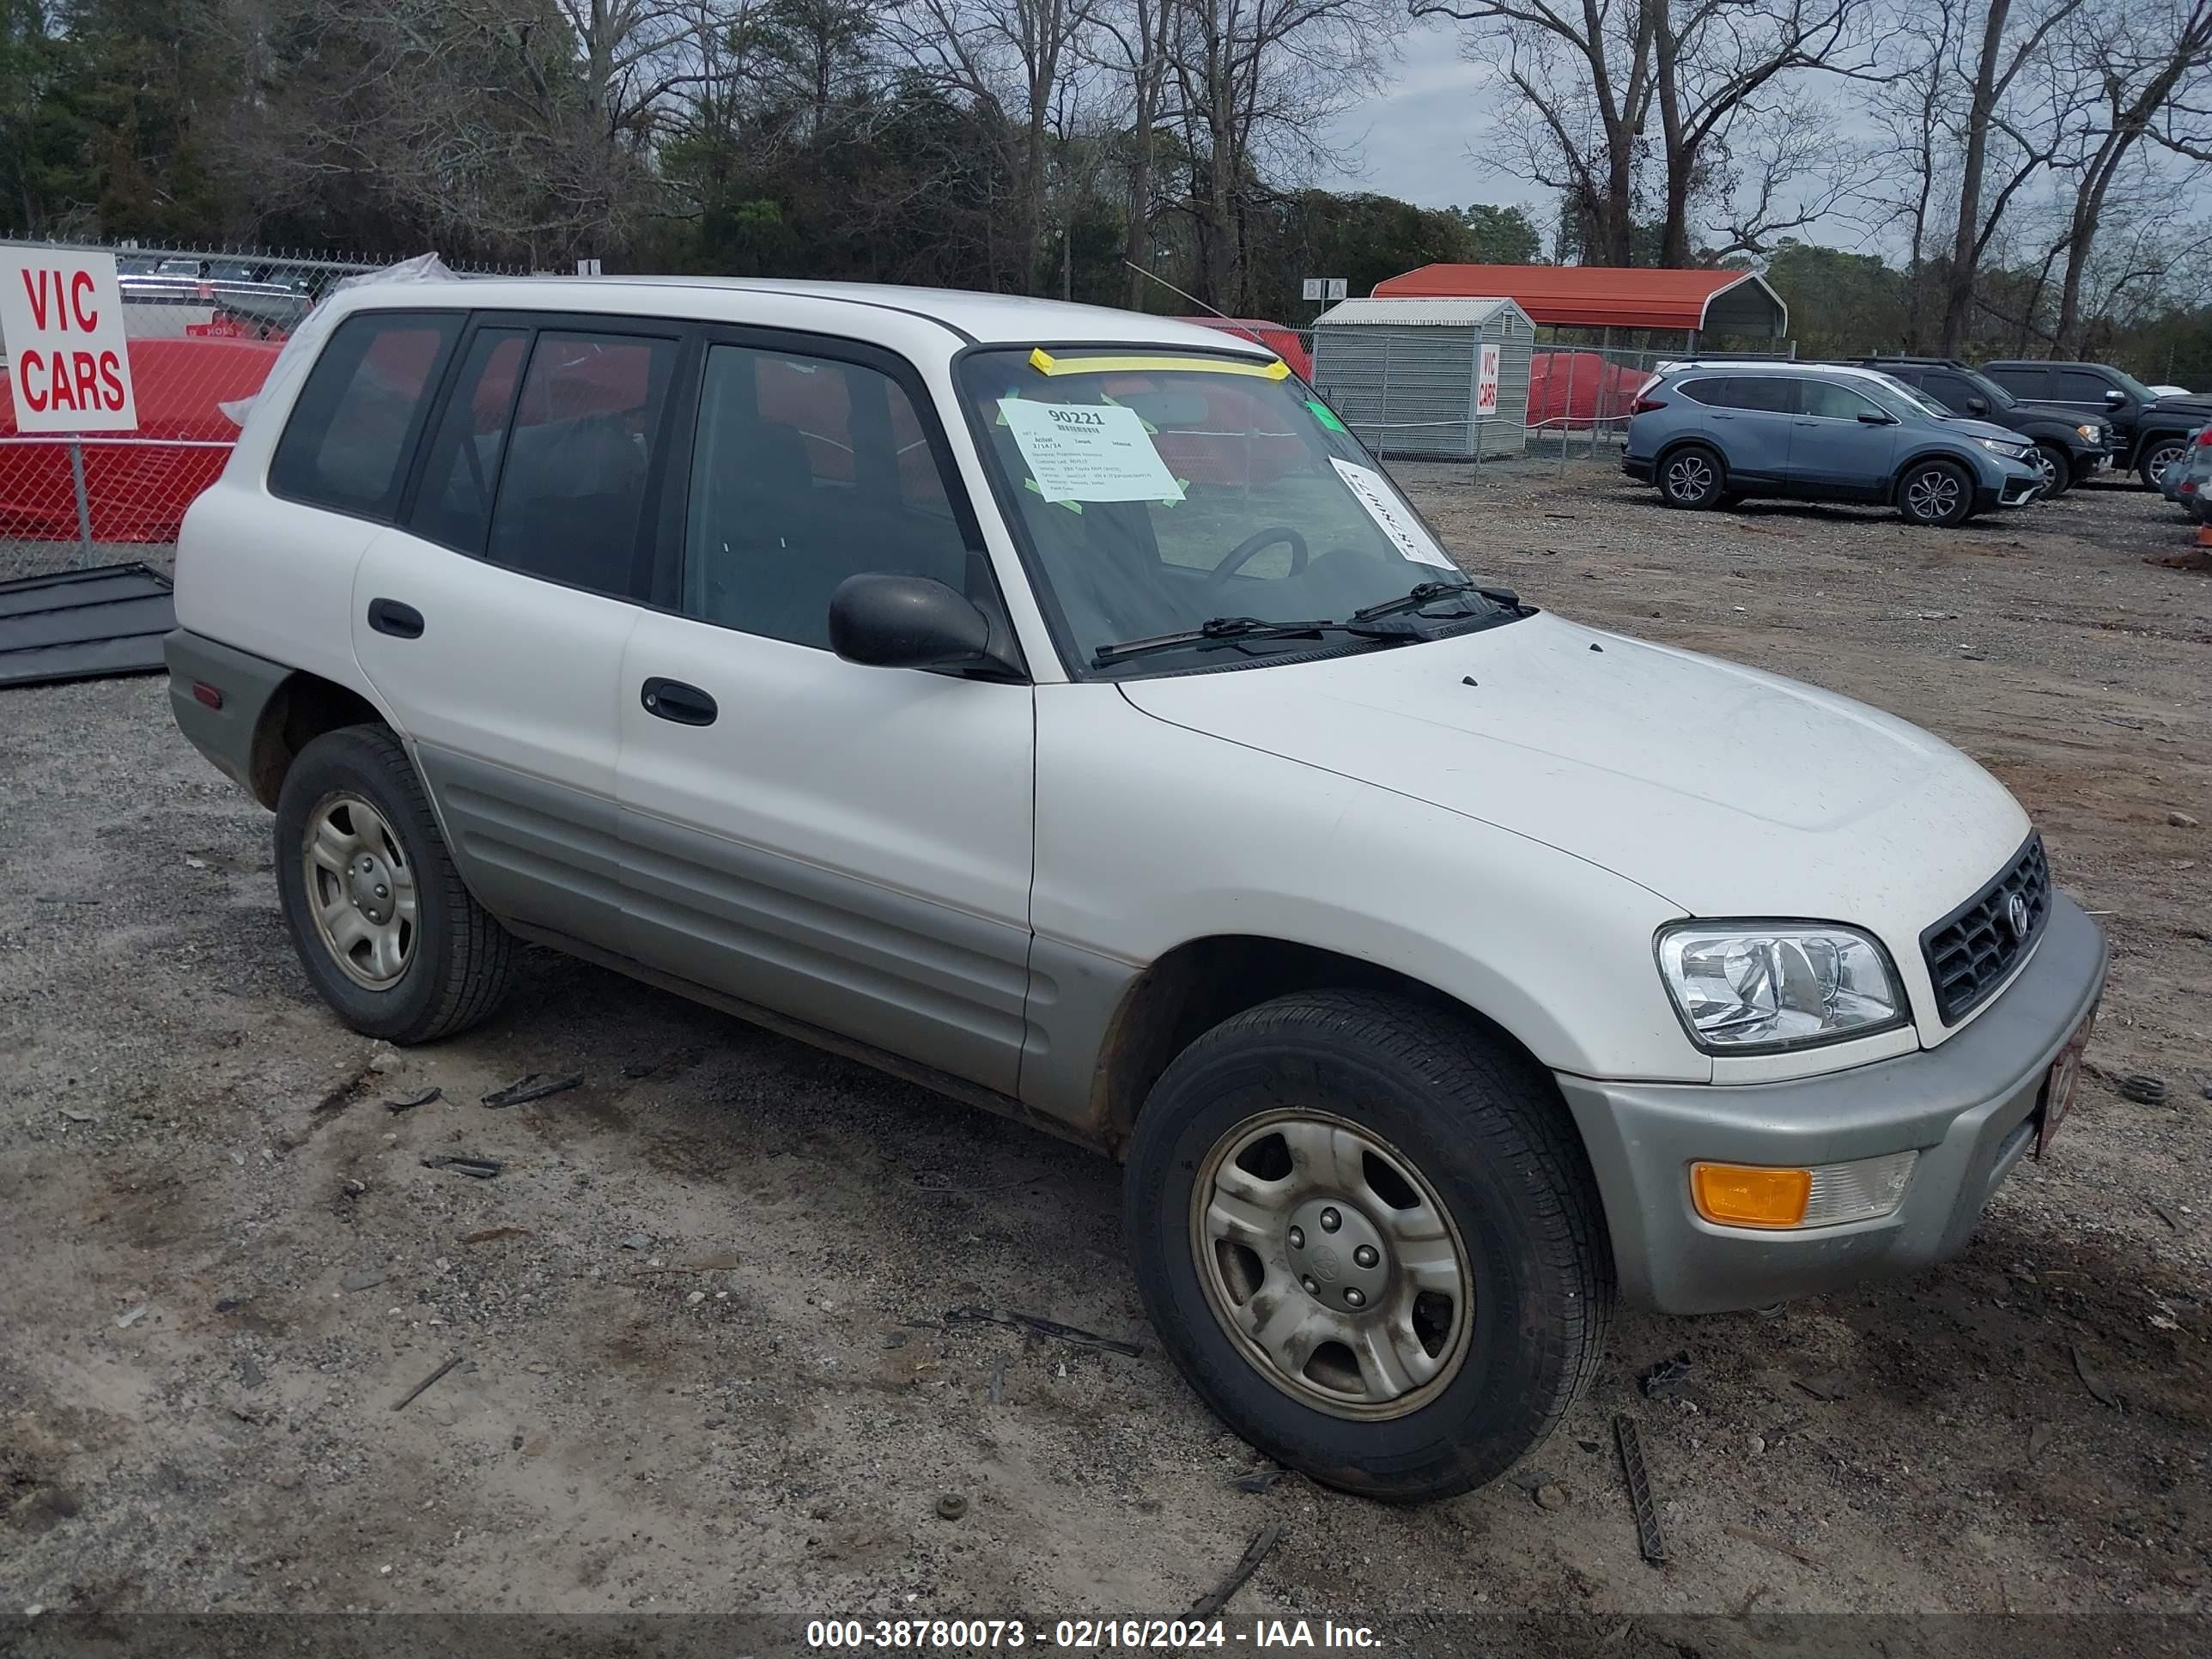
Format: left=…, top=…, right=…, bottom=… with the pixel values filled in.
left=166, top=278, right=2107, bottom=1502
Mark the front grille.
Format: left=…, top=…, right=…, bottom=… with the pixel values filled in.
left=1921, top=834, right=2051, bottom=1024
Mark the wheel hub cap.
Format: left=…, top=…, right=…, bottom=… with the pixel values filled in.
left=1285, top=1196, right=1389, bottom=1312
left=303, top=793, right=417, bottom=991
left=1190, top=1109, right=1474, bottom=1420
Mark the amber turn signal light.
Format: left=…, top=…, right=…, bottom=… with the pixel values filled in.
left=1690, top=1162, right=1812, bottom=1229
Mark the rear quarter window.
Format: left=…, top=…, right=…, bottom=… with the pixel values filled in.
left=269, top=312, right=463, bottom=520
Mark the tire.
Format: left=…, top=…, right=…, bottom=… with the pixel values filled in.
left=1897, top=458, right=1973, bottom=526
left=2139, top=438, right=2187, bottom=489
left=2032, top=443, right=2073, bottom=497
left=1124, top=990, right=1613, bottom=1504
left=274, top=725, right=515, bottom=1043
left=1658, top=443, right=1724, bottom=509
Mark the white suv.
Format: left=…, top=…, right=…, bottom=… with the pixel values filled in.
left=166, top=278, right=2106, bottom=1501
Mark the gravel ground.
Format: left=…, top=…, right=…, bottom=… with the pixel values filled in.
left=1, top=459, right=2207, bottom=1644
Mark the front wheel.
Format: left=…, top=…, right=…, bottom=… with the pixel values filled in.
left=2140, top=439, right=2188, bottom=489
left=2033, top=443, right=2073, bottom=497
left=1898, top=459, right=1973, bottom=526
left=1124, top=990, right=1613, bottom=1503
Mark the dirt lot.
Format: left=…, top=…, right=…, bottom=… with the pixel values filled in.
left=3, top=461, right=2208, bottom=1644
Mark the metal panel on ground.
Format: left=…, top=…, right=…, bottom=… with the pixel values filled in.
left=0, top=562, right=175, bottom=688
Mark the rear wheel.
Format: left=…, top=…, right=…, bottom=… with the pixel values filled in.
left=274, top=726, right=515, bottom=1043
left=2140, top=438, right=2188, bottom=489
left=1124, top=990, right=1612, bottom=1503
left=1898, top=459, right=1972, bottom=526
left=2032, top=443, right=2072, bottom=497
left=1659, top=444, right=1725, bottom=509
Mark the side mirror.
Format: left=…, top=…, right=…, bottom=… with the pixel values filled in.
left=830, top=574, right=1006, bottom=675
left=1856, top=410, right=1896, bottom=425
left=2105, top=387, right=2126, bottom=406
left=1965, top=395, right=1988, bottom=414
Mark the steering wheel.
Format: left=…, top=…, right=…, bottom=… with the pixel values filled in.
left=1203, top=526, right=1310, bottom=595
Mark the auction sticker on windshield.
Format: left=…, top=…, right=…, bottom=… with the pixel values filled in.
left=1330, top=458, right=1454, bottom=568
left=1000, top=399, right=1184, bottom=505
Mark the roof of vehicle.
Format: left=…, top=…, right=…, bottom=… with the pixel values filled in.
left=1857, top=356, right=1977, bottom=370
left=1656, top=360, right=1907, bottom=389
left=1371, top=263, right=1785, bottom=335
left=1312, top=296, right=1527, bottom=327
left=331, top=276, right=1276, bottom=356
left=1980, top=359, right=2111, bottom=371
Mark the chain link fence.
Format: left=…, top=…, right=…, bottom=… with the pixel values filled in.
left=1283, top=330, right=1796, bottom=470
left=0, top=239, right=526, bottom=583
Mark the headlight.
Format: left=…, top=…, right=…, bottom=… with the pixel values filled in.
left=1978, top=438, right=2029, bottom=460
left=2076, top=424, right=2101, bottom=441
left=1656, top=924, right=1905, bottom=1051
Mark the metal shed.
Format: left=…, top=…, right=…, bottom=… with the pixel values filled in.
left=1309, top=297, right=1535, bottom=459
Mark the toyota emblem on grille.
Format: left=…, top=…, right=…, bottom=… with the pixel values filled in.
left=2006, top=893, right=2030, bottom=939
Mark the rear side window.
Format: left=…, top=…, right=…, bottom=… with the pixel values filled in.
left=1986, top=366, right=2048, bottom=399
left=409, top=328, right=530, bottom=554
left=1700, top=376, right=1792, bottom=412
left=270, top=312, right=462, bottom=519
left=483, top=331, right=678, bottom=599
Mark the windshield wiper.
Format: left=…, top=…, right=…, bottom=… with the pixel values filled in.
left=1348, top=578, right=1518, bottom=623
left=1093, top=615, right=1398, bottom=666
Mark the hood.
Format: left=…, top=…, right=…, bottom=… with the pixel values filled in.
left=1939, top=415, right=2033, bottom=446
left=2011, top=400, right=2106, bottom=430
left=1117, top=613, right=2030, bottom=940
left=2151, top=393, right=2212, bottom=416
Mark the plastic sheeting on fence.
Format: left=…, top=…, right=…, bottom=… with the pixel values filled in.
left=1180, top=319, right=1315, bottom=382
left=1528, top=350, right=1656, bottom=430
left=0, top=337, right=281, bottom=543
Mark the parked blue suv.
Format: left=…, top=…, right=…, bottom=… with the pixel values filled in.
left=1623, top=362, right=2045, bottom=525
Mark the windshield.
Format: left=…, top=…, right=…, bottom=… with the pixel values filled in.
left=959, top=347, right=1508, bottom=672
left=2112, top=367, right=2160, bottom=403
left=1960, top=368, right=2016, bottom=409
left=1860, top=371, right=1952, bottom=421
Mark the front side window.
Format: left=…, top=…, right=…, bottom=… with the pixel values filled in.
left=957, top=348, right=1515, bottom=673
left=270, top=311, right=462, bottom=519
left=681, top=343, right=975, bottom=648
left=482, top=330, right=677, bottom=599
left=1799, top=380, right=1881, bottom=421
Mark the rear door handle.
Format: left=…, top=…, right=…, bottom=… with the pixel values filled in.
left=367, top=598, right=423, bottom=639
left=641, top=678, right=717, bottom=726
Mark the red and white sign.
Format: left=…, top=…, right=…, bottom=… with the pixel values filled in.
left=1476, top=343, right=1502, bottom=416
left=0, top=250, right=139, bottom=432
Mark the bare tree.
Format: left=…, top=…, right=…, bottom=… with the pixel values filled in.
left=1171, top=0, right=1394, bottom=307
left=893, top=0, right=1097, bottom=293
left=2043, top=2, right=2212, bottom=350
left=1648, top=0, right=1880, bottom=265
left=1089, top=0, right=1181, bottom=305
left=1411, top=0, right=1656, bottom=265
left=1936, top=0, right=2086, bottom=353
left=1863, top=0, right=1963, bottom=347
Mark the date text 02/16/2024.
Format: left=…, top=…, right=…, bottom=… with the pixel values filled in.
left=805, top=1619, right=1382, bottom=1649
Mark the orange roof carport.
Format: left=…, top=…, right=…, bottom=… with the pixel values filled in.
left=1372, top=264, right=1787, bottom=339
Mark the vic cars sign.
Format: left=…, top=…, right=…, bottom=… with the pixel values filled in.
left=0, top=250, right=139, bottom=432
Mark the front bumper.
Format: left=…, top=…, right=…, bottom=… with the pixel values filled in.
left=1978, top=469, right=2045, bottom=509
left=1557, top=893, right=2107, bottom=1315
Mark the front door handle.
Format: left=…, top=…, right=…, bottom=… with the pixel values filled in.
left=641, top=678, right=717, bottom=726
left=367, top=598, right=423, bottom=639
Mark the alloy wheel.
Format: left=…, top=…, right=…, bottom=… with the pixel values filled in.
left=1666, top=454, right=1714, bottom=501
left=1190, top=1109, right=1474, bottom=1420
left=1905, top=468, right=1961, bottom=521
